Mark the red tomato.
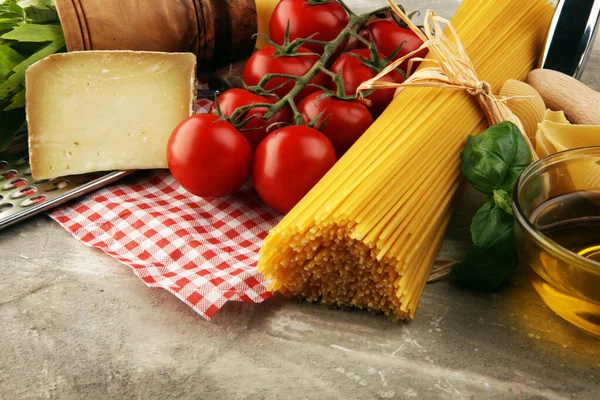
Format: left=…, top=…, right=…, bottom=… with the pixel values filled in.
left=329, top=49, right=405, bottom=117
left=298, top=91, right=373, bottom=156
left=167, top=114, right=252, bottom=198
left=242, top=45, right=326, bottom=102
left=210, top=89, right=292, bottom=149
left=253, top=126, right=337, bottom=213
left=359, top=19, right=427, bottom=72
left=269, top=0, right=349, bottom=55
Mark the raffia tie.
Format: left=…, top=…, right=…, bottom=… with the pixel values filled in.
left=358, top=0, right=539, bottom=161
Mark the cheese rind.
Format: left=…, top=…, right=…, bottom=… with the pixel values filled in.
left=27, top=51, right=197, bottom=180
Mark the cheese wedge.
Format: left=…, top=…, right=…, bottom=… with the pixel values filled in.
left=27, top=51, right=197, bottom=180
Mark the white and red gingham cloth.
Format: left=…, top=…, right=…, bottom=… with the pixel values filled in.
left=49, top=98, right=282, bottom=319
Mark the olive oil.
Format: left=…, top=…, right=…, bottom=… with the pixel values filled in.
left=526, top=191, right=600, bottom=336
left=532, top=191, right=600, bottom=264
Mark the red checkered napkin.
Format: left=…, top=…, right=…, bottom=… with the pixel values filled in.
left=49, top=97, right=281, bottom=320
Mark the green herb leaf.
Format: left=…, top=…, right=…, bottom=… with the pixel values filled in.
left=1, top=37, right=64, bottom=100
left=461, top=121, right=532, bottom=196
left=4, top=86, right=23, bottom=109
left=0, top=106, right=25, bottom=151
left=0, top=42, right=24, bottom=77
left=0, top=0, right=24, bottom=33
left=470, top=196, right=514, bottom=248
left=451, top=238, right=519, bottom=291
left=1, top=22, right=62, bottom=42
left=17, top=0, right=55, bottom=7
left=0, top=0, right=24, bottom=14
left=0, top=0, right=64, bottom=149
left=453, top=189, right=519, bottom=290
left=19, top=0, right=59, bottom=24
left=0, top=1, right=24, bottom=16
left=493, top=189, right=513, bottom=216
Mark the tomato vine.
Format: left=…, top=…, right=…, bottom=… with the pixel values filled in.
left=227, top=0, right=396, bottom=126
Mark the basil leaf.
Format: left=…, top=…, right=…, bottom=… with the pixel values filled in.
left=461, top=121, right=532, bottom=196
left=493, top=189, right=513, bottom=216
left=453, top=190, right=519, bottom=290
left=451, top=237, right=519, bottom=291
left=470, top=196, right=514, bottom=248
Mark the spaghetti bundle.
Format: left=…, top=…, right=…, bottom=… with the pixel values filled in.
left=258, top=0, right=555, bottom=319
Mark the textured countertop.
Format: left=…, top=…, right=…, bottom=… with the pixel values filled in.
left=1, top=1, right=599, bottom=399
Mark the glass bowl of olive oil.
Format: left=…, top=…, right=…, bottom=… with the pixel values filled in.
left=513, top=147, right=600, bottom=336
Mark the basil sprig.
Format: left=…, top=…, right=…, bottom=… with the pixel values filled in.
left=452, top=121, right=532, bottom=290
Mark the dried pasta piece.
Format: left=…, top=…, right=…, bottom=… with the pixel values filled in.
left=540, top=112, right=600, bottom=153
left=535, top=110, right=569, bottom=157
left=535, top=110, right=600, bottom=189
left=501, top=79, right=546, bottom=142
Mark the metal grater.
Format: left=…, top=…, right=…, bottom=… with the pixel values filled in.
left=0, top=134, right=131, bottom=231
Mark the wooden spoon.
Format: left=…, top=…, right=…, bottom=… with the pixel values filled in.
left=526, top=69, right=600, bottom=125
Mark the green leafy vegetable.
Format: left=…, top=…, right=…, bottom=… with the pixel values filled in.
left=493, top=189, right=513, bottom=216
left=0, top=2, right=24, bottom=33
left=19, top=0, right=60, bottom=24
left=0, top=43, right=23, bottom=76
left=461, top=121, right=532, bottom=196
left=4, top=85, right=22, bottom=109
left=452, top=189, right=519, bottom=290
left=0, top=105, right=25, bottom=149
left=453, top=122, right=532, bottom=291
left=470, top=191, right=514, bottom=247
left=451, top=239, right=519, bottom=291
left=2, top=22, right=63, bottom=42
left=0, top=0, right=65, bottom=151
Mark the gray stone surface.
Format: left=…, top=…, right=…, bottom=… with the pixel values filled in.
left=1, top=1, right=600, bottom=399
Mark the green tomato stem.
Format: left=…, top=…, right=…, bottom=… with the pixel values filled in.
left=228, top=102, right=274, bottom=125
left=260, top=7, right=377, bottom=122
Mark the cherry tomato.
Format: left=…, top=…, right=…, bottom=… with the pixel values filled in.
left=359, top=19, right=427, bottom=72
left=242, top=45, right=326, bottom=102
left=329, top=49, right=405, bottom=117
left=270, top=0, right=349, bottom=56
left=210, top=89, right=292, bottom=150
left=298, top=91, right=373, bottom=156
left=167, top=114, right=252, bottom=198
left=253, top=126, right=337, bottom=213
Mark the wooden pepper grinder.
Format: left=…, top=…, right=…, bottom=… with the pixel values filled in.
left=54, top=0, right=257, bottom=72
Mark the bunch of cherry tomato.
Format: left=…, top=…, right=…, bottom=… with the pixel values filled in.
left=167, top=0, right=424, bottom=213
